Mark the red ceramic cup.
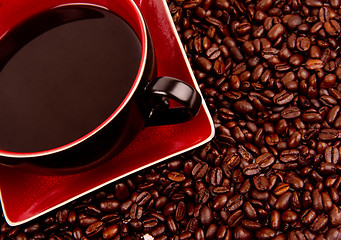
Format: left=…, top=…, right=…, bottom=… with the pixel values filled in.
left=0, top=0, right=201, bottom=173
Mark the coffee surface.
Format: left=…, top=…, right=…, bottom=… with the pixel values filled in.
left=0, top=5, right=142, bottom=153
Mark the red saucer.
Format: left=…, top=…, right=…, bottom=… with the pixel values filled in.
left=0, top=0, right=214, bottom=226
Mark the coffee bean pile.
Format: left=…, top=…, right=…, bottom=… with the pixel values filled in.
left=1, top=0, right=341, bottom=239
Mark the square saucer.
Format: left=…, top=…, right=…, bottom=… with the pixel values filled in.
left=0, top=0, right=215, bottom=226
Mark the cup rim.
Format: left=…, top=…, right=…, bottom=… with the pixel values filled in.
left=0, top=0, right=148, bottom=158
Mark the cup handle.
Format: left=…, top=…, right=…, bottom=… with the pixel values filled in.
left=144, top=76, right=202, bottom=126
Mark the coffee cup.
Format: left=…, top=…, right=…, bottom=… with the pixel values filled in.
left=0, top=0, right=201, bottom=172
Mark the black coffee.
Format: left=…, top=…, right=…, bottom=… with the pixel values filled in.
left=0, top=5, right=142, bottom=153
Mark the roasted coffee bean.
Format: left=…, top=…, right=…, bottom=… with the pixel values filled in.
left=327, top=105, right=340, bottom=124
left=238, top=179, right=250, bottom=195
left=151, top=224, right=166, bottom=237
left=136, top=191, right=152, bottom=206
left=289, top=54, right=304, bottom=67
left=282, top=210, right=298, bottom=223
left=85, top=221, right=104, bottom=237
left=23, top=223, right=40, bottom=234
left=174, top=201, right=186, bottom=221
left=301, top=209, right=317, bottom=225
left=310, top=214, right=329, bottom=232
left=128, top=219, right=143, bottom=232
left=215, top=225, right=228, bottom=240
left=285, top=14, right=303, bottom=29
left=239, top=146, right=253, bottom=162
left=275, top=119, right=288, bottom=136
left=320, top=95, right=337, bottom=107
left=319, top=129, right=339, bottom=141
left=319, top=162, right=336, bottom=175
left=196, top=188, right=210, bottom=204
left=297, top=37, right=311, bottom=52
left=325, top=146, right=340, bottom=164
left=185, top=218, right=199, bottom=233
left=243, top=163, right=261, bottom=176
left=250, top=189, right=269, bottom=201
left=241, top=219, right=262, bottom=231
left=213, top=194, right=228, bottom=211
left=255, top=228, right=276, bottom=239
left=234, top=100, right=253, bottom=115
left=206, top=46, right=221, bottom=60
left=168, top=172, right=186, bottom=182
left=275, top=192, right=292, bottom=210
left=79, top=216, right=98, bottom=227
left=306, top=0, right=323, bottom=7
left=192, top=161, right=209, bottom=179
left=100, top=213, right=121, bottom=224
left=253, top=175, right=269, bottom=191
left=324, top=20, right=341, bottom=36
left=228, top=210, right=243, bottom=227
left=268, top=24, right=286, bottom=41
left=165, top=216, right=177, bottom=234
left=273, top=183, right=290, bottom=195
left=306, top=59, right=325, bottom=70
left=243, top=201, right=257, bottom=220
left=273, top=90, right=294, bottom=105
left=262, top=48, right=279, bottom=60
left=234, top=225, right=252, bottom=240
left=226, top=194, right=244, bottom=211
left=319, top=7, right=331, bottom=22
left=230, top=47, right=244, bottom=62
left=155, top=196, right=168, bottom=211
left=287, top=131, right=301, bottom=148
left=275, top=63, right=291, bottom=71
left=312, top=189, right=324, bottom=211
left=205, top=223, right=217, bottom=239
left=310, top=46, right=322, bottom=59
left=321, top=192, right=333, bottom=211
left=114, top=183, right=130, bottom=201
left=196, top=56, right=213, bottom=72
left=329, top=205, right=341, bottom=225
left=200, top=205, right=213, bottom=226
left=232, top=168, right=244, bottom=184
left=256, top=0, right=274, bottom=11
left=255, top=152, right=275, bottom=168
left=232, top=126, right=246, bottom=143
left=236, top=23, right=251, bottom=35
left=281, top=106, right=301, bottom=119
left=285, top=172, right=304, bottom=190
left=301, top=109, right=322, bottom=123
left=143, top=217, right=158, bottom=229
left=195, top=228, right=205, bottom=240
left=222, top=153, right=241, bottom=171
left=270, top=210, right=281, bottom=230
left=100, top=199, right=120, bottom=213
left=330, top=187, right=340, bottom=204
left=334, top=114, right=341, bottom=129
left=280, top=149, right=299, bottom=163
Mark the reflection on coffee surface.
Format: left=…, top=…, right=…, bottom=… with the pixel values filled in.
left=0, top=5, right=142, bottom=153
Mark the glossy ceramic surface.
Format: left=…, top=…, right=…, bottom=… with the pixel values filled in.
left=0, top=0, right=215, bottom=226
